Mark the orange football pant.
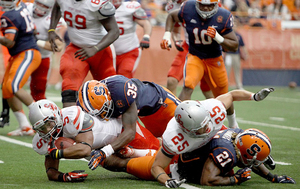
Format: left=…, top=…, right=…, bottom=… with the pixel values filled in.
left=2, top=49, right=41, bottom=99
left=184, top=54, right=228, bottom=97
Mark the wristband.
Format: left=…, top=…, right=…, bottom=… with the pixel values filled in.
left=48, top=29, right=55, bottom=33
left=163, top=31, right=171, bottom=40
left=58, top=173, right=65, bottom=182
left=101, top=144, right=114, bottom=157
left=37, top=40, right=46, bottom=48
left=143, top=34, right=150, bottom=39
left=251, top=93, right=257, bottom=101
left=155, top=172, right=166, bottom=180
left=214, top=31, right=224, bottom=44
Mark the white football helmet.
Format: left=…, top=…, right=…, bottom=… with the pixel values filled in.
left=175, top=100, right=212, bottom=138
left=0, top=0, right=21, bottom=11
left=195, top=0, right=219, bottom=19
left=29, top=99, right=63, bottom=141
left=33, top=0, right=55, bottom=17
left=110, top=0, right=123, bottom=9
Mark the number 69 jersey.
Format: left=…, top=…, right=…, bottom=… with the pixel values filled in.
left=162, top=98, right=227, bottom=156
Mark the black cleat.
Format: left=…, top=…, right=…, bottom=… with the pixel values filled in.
left=0, top=113, right=9, bottom=128
left=263, top=155, right=276, bottom=170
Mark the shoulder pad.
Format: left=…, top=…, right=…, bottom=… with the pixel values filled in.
left=87, top=0, right=107, bottom=12
left=98, top=1, right=115, bottom=17
left=133, top=8, right=147, bottom=20
left=80, top=113, right=94, bottom=133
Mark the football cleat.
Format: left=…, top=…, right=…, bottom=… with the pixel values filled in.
left=7, top=126, right=35, bottom=136
left=0, top=113, right=9, bottom=128
left=263, top=155, right=276, bottom=170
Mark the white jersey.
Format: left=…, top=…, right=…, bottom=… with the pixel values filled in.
left=113, top=1, right=144, bottom=55
left=56, top=0, right=114, bottom=47
left=161, top=99, right=226, bottom=156
left=26, top=3, right=66, bottom=59
left=32, top=106, right=123, bottom=155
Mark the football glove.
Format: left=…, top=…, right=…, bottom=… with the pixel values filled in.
left=88, top=149, right=106, bottom=170
left=205, top=26, right=224, bottom=44
left=272, top=175, right=296, bottom=184
left=60, top=170, right=88, bottom=182
left=253, top=88, right=274, bottom=101
left=232, top=167, right=251, bottom=185
left=175, top=40, right=184, bottom=51
left=48, top=140, right=63, bottom=159
left=161, top=31, right=172, bottom=51
left=140, top=35, right=150, bottom=50
left=165, top=178, right=186, bottom=188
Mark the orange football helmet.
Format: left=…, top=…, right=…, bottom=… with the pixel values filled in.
left=235, top=128, right=271, bottom=167
left=77, top=80, right=114, bottom=120
left=195, top=0, right=219, bottom=19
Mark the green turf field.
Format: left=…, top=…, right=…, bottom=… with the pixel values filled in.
left=0, top=86, right=299, bottom=189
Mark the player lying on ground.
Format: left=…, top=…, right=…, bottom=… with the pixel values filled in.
left=30, top=99, right=159, bottom=182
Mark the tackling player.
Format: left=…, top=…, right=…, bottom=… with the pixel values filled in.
left=77, top=75, right=181, bottom=171
left=48, top=0, right=119, bottom=108
left=30, top=99, right=159, bottom=182
left=112, top=0, right=152, bottom=78
left=0, top=0, right=41, bottom=136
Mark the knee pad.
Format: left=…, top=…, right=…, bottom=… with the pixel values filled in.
left=61, top=90, right=78, bottom=103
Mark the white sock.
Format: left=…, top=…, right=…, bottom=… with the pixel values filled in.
left=13, top=111, right=31, bottom=129
left=227, top=112, right=239, bottom=129
left=132, top=149, right=157, bottom=158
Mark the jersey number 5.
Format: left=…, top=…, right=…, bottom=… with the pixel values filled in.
left=171, top=133, right=189, bottom=152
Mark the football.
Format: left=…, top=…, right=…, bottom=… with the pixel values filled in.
left=54, top=137, right=76, bottom=149
left=289, top=81, right=297, bottom=89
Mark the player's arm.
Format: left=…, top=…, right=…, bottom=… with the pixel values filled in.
left=37, top=38, right=64, bottom=52
left=135, top=18, right=152, bottom=49
left=252, top=164, right=296, bottom=184
left=0, top=35, right=15, bottom=48
left=110, top=101, right=137, bottom=151
left=151, top=148, right=173, bottom=185
left=48, top=1, right=63, bottom=52
left=216, top=88, right=274, bottom=110
left=45, top=156, right=88, bottom=182
left=95, top=16, right=119, bottom=52
left=161, top=9, right=181, bottom=50
left=201, top=156, right=251, bottom=186
left=218, top=31, right=239, bottom=52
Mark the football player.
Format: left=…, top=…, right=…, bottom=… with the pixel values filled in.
left=0, top=0, right=41, bottom=136
left=164, top=0, right=213, bottom=100
left=48, top=0, right=120, bottom=108
left=30, top=99, right=159, bottom=182
left=26, top=0, right=66, bottom=101
left=77, top=75, right=181, bottom=171
left=161, top=0, right=240, bottom=128
left=111, top=0, right=152, bottom=78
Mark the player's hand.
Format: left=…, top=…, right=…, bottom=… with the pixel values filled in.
left=62, top=170, right=88, bottom=182
left=233, top=167, right=251, bottom=184
left=140, top=35, right=150, bottom=50
left=48, top=30, right=63, bottom=52
left=272, top=175, right=296, bottom=184
left=75, top=46, right=98, bottom=61
left=205, top=26, right=217, bottom=39
left=88, top=149, right=106, bottom=170
left=48, top=140, right=63, bottom=159
left=253, top=88, right=274, bottom=101
left=175, top=40, right=184, bottom=51
left=165, top=178, right=186, bottom=188
left=161, top=31, right=172, bottom=51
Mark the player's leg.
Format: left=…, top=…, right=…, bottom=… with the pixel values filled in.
left=89, top=45, right=116, bottom=81
left=166, top=41, right=188, bottom=95
left=3, top=49, right=41, bottom=135
left=178, top=54, right=204, bottom=101
left=232, top=54, right=243, bottom=89
left=0, top=96, right=10, bottom=127
left=30, top=57, right=50, bottom=101
left=60, top=44, right=89, bottom=108
left=116, top=48, right=140, bottom=79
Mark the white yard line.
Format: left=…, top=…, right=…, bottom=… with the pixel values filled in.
left=237, top=119, right=300, bottom=131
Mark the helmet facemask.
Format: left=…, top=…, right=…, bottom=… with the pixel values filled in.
left=33, top=116, right=62, bottom=141
left=195, top=0, right=219, bottom=20
left=33, top=0, right=55, bottom=17
left=0, top=0, right=21, bottom=11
